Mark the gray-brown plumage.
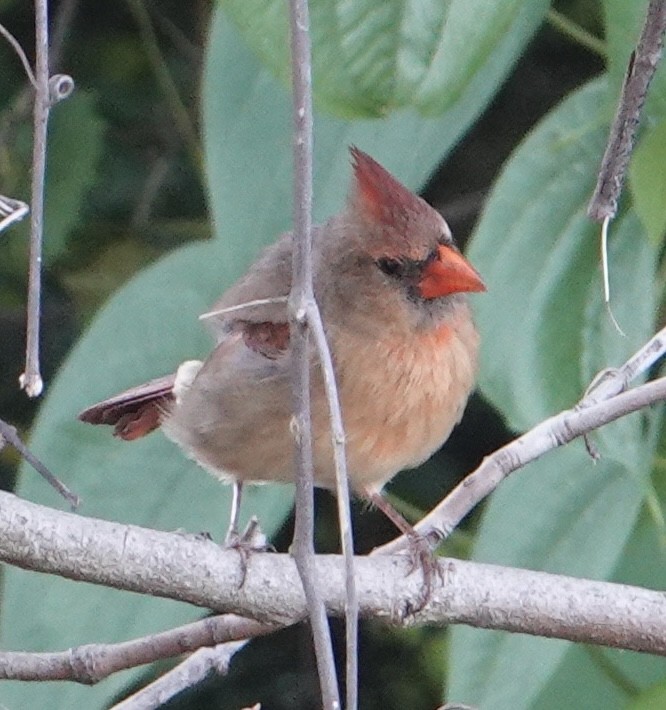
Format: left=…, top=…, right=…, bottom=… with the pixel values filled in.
left=79, top=147, right=485, bottom=540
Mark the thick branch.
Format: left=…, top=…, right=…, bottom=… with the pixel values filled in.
left=0, top=492, right=665, bottom=658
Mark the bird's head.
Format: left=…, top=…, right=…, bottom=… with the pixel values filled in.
left=316, top=147, right=485, bottom=332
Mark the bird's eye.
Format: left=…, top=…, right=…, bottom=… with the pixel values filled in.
left=424, top=248, right=439, bottom=264
left=376, top=258, right=404, bottom=277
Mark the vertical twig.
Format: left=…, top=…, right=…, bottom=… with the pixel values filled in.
left=586, top=0, right=665, bottom=335
left=21, top=0, right=50, bottom=397
left=310, top=312, right=358, bottom=710
left=287, top=1, right=341, bottom=708
left=19, top=1, right=74, bottom=397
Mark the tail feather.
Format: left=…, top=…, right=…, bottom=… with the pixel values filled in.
left=78, top=373, right=176, bottom=440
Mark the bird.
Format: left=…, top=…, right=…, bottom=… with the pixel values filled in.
left=79, top=147, right=485, bottom=559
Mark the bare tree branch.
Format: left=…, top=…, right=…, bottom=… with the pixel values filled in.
left=20, top=0, right=51, bottom=398
left=20, top=0, right=75, bottom=397
left=376, top=324, right=666, bottom=555
left=0, top=614, right=272, bottom=683
left=587, top=0, right=666, bottom=222
left=0, top=417, right=80, bottom=506
left=376, top=374, right=666, bottom=555
left=287, top=0, right=351, bottom=707
left=0, top=21, right=38, bottom=87
left=0, top=491, right=665, bottom=659
left=110, top=641, right=250, bottom=710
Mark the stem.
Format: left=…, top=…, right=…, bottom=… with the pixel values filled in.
left=546, top=9, right=606, bottom=58
left=21, top=0, right=51, bottom=398
left=287, top=0, right=341, bottom=707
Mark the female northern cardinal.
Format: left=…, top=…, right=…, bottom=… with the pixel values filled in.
left=80, top=147, right=485, bottom=549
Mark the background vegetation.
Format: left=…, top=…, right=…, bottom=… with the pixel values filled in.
left=0, top=0, right=665, bottom=708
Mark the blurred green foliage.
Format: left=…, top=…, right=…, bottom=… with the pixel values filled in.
left=0, top=0, right=665, bottom=708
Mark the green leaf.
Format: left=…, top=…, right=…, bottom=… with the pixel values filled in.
left=629, top=682, right=666, bottom=710
left=225, top=0, right=549, bottom=117
left=1, top=5, right=539, bottom=707
left=448, top=79, right=659, bottom=709
left=538, top=448, right=666, bottom=709
left=629, top=119, right=666, bottom=244
left=44, top=92, right=105, bottom=264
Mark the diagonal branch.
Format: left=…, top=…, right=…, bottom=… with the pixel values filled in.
left=376, top=325, right=666, bottom=555
left=110, top=642, right=250, bottom=710
left=376, top=375, right=666, bottom=555
left=0, top=417, right=80, bottom=506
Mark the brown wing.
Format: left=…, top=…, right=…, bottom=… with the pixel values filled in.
left=78, top=373, right=176, bottom=441
left=239, top=321, right=290, bottom=359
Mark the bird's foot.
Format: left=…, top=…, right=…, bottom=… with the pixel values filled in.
left=402, top=532, right=444, bottom=616
left=224, top=517, right=273, bottom=587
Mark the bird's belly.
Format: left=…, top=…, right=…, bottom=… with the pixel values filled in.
left=164, top=316, right=478, bottom=495
left=316, top=318, right=478, bottom=493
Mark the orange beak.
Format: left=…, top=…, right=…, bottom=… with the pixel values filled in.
left=418, top=245, right=486, bottom=299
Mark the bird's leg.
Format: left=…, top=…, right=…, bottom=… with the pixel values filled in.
left=224, top=480, right=244, bottom=546
left=362, top=489, right=440, bottom=613
left=224, top=481, right=272, bottom=586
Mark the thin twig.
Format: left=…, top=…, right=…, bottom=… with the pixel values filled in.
left=110, top=642, right=249, bottom=710
left=0, top=0, right=77, bottom=163
left=0, top=194, right=29, bottom=234
left=0, top=21, right=38, bottom=87
left=198, top=296, right=289, bottom=321
left=20, top=0, right=74, bottom=398
left=600, top=216, right=626, bottom=336
left=587, top=0, right=666, bottom=222
left=376, top=374, right=666, bottom=555
left=581, top=322, right=666, bottom=404
left=20, top=0, right=51, bottom=398
left=0, top=614, right=271, bottom=683
left=287, top=0, right=341, bottom=707
left=376, top=323, right=666, bottom=555
left=0, top=418, right=80, bottom=507
left=309, top=303, right=357, bottom=710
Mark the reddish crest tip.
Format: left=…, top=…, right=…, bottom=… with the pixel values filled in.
left=349, top=146, right=424, bottom=223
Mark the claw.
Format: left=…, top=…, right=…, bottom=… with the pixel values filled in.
left=403, top=532, right=441, bottom=615
left=224, top=516, right=272, bottom=587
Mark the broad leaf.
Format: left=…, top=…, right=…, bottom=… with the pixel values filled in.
left=44, top=92, right=106, bottom=264
left=1, top=6, right=539, bottom=707
left=225, top=0, right=549, bottom=117
left=448, top=79, right=659, bottom=708
left=629, top=119, right=666, bottom=244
